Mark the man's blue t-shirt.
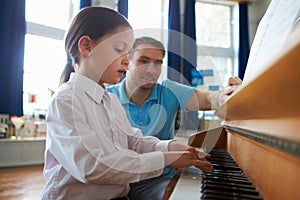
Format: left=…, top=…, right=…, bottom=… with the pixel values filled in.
left=108, top=79, right=195, bottom=139
left=107, top=79, right=195, bottom=177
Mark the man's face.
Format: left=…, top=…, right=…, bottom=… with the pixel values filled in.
left=127, top=44, right=164, bottom=90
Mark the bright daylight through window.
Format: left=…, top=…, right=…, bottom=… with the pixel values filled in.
left=23, top=0, right=79, bottom=115
left=23, top=0, right=236, bottom=119
left=195, top=1, right=236, bottom=87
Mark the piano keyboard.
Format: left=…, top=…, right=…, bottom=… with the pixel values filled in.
left=202, top=148, right=263, bottom=200
left=169, top=148, right=263, bottom=200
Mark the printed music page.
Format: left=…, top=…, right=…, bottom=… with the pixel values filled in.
left=243, top=0, right=300, bottom=84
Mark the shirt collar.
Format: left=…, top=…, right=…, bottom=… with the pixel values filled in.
left=118, top=79, right=130, bottom=104
left=118, top=79, right=158, bottom=104
left=69, top=73, right=105, bottom=104
left=148, top=84, right=158, bottom=101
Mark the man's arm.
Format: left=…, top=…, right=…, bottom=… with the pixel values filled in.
left=186, top=76, right=242, bottom=111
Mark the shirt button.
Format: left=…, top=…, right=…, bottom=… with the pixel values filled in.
left=139, top=109, right=142, bottom=112
left=139, top=121, right=143, bottom=125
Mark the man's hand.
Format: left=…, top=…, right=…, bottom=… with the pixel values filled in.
left=227, top=76, right=243, bottom=86
left=224, top=76, right=243, bottom=96
left=217, top=76, right=243, bottom=106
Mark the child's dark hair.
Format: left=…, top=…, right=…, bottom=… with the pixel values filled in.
left=59, top=7, right=131, bottom=86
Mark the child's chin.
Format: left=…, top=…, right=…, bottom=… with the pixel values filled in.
left=108, top=79, right=119, bottom=85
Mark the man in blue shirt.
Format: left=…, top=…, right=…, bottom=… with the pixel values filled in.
left=57, top=35, right=240, bottom=199
left=107, top=37, right=240, bottom=142
left=107, top=37, right=240, bottom=177
left=107, top=37, right=241, bottom=200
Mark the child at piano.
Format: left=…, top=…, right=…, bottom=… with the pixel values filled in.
left=41, top=6, right=213, bottom=200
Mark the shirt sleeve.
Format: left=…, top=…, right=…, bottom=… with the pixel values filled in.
left=163, top=79, right=196, bottom=109
left=127, top=127, right=173, bottom=152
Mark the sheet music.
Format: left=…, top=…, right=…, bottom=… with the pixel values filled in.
left=243, top=0, right=300, bottom=84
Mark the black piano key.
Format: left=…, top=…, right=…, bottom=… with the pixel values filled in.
left=201, top=195, right=262, bottom=200
left=202, top=176, right=251, bottom=185
left=209, top=161, right=238, bottom=166
left=201, top=184, right=260, bottom=196
left=202, top=180, right=257, bottom=190
left=211, top=163, right=242, bottom=171
left=200, top=148, right=264, bottom=199
left=207, top=168, right=243, bottom=174
left=202, top=174, right=251, bottom=182
left=201, top=191, right=263, bottom=200
left=210, top=154, right=233, bottom=160
left=203, top=172, right=248, bottom=180
left=203, top=175, right=253, bottom=185
left=203, top=172, right=249, bottom=180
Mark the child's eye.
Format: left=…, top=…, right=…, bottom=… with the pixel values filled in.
left=114, top=48, right=123, bottom=54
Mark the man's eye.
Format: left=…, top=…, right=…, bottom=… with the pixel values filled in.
left=154, top=62, right=162, bottom=67
left=139, top=60, right=149, bottom=64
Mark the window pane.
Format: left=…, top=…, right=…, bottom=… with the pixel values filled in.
left=195, top=2, right=231, bottom=48
left=24, top=0, right=76, bottom=114
left=128, top=0, right=162, bottom=29
left=197, top=56, right=232, bottom=86
left=23, top=34, right=65, bottom=113
left=127, top=0, right=168, bottom=80
left=25, top=0, right=71, bottom=29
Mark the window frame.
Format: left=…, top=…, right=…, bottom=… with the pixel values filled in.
left=23, top=1, right=78, bottom=114
left=195, top=0, right=237, bottom=83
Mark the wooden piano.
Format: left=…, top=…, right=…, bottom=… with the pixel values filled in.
left=163, top=31, right=300, bottom=200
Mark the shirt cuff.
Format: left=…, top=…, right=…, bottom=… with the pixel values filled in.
left=140, top=151, right=165, bottom=175
left=155, top=139, right=175, bottom=152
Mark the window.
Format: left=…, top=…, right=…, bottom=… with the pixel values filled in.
left=195, top=1, right=237, bottom=122
left=127, top=0, right=168, bottom=81
left=128, top=0, right=163, bottom=30
left=23, top=0, right=79, bottom=115
left=195, top=1, right=237, bottom=87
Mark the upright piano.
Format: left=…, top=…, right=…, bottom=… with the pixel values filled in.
left=163, top=24, right=300, bottom=200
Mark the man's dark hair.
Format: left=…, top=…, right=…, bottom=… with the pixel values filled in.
left=128, top=37, right=165, bottom=60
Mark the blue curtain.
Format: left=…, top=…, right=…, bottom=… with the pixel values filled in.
left=183, top=0, right=198, bottom=131
left=167, top=0, right=181, bottom=82
left=238, top=3, right=250, bottom=80
left=183, top=0, right=196, bottom=85
left=80, top=0, right=91, bottom=9
left=0, top=1, right=25, bottom=116
left=118, top=0, right=128, bottom=18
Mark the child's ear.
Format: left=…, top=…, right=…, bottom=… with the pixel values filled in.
left=78, top=36, right=92, bottom=57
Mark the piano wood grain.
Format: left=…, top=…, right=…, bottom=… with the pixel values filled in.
left=227, top=130, right=300, bottom=200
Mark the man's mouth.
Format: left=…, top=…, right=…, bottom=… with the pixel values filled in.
left=143, top=77, right=156, bottom=82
